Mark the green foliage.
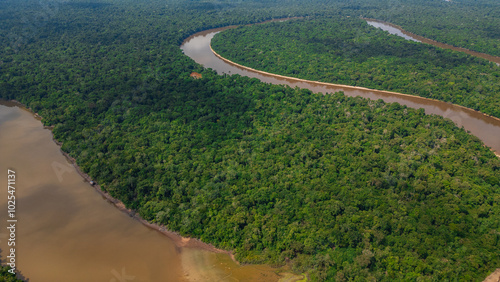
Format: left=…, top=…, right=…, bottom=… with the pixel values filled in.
left=212, top=16, right=500, bottom=117
left=0, top=266, right=22, bottom=282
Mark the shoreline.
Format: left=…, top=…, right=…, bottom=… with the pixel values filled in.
left=59, top=145, right=236, bottom=256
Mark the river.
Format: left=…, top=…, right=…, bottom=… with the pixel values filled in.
left=180, top=24, right=500, bottom=156
left=0, top=101, right=288, bottom=281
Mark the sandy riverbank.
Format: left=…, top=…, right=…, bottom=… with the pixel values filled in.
left=483, top=268, right=500, bottom=282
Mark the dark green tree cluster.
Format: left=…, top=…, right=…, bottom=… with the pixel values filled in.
left=1, top=0, right=499, bottom=281
left=0, top=267, right=22, bottom=282
left=212, top=17, right=500, bottom=117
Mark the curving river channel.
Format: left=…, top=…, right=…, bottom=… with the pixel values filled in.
left=365, top=19, right=500, bottom=65
left=181, top=21, right=500, bottom=157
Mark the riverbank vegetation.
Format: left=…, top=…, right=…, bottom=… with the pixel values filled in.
left=0, top=266, right=22, bottom=282
left=1, top=0, right=499, bottom=281
left=212, top=17, right=500, bottom=118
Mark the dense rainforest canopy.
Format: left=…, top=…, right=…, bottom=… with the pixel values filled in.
left=0, top=0, right=499, bottom=281
left=0, top=266, right=22, bottom=282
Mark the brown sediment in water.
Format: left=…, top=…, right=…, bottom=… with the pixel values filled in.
left=0, top=99, right=43, bottom=120
left=362, top=18, right=500, bottom=65
left=54, top=128, right=238, bottom=260
left=180, top=248, right=295, bottom=282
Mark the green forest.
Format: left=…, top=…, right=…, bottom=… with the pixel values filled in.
left=0, top=266, right=22, bottom=282
left=1, top=0, right=499, bottom=281
left=212, top=17, right=500, bottom=117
